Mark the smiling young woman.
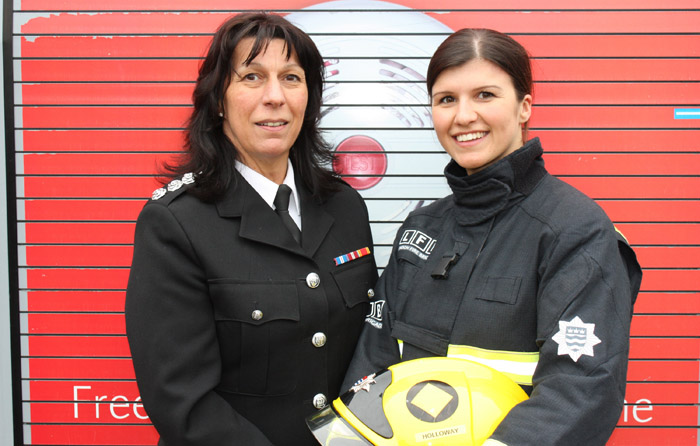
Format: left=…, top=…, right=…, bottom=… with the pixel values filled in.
left=430, top=58, right=531, bottom=175
left=344, top=28, right=641, bottom=446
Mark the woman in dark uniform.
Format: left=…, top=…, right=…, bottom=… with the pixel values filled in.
left=125, top=13, right=377, bottom=445
left=344, top=29, right=641, bottom=445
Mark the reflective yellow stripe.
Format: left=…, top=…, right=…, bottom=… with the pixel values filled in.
left=447, top=344, right=538, bottom=386
left=396, top=340, right=538, bottom=386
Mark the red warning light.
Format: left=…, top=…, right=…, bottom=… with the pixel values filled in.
left=332, top=135, right=388, bottom=190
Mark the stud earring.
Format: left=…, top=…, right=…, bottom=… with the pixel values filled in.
left=218, top=112, right=224, bottom=118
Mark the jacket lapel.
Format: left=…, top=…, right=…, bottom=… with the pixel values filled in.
left=298, top=184, right=334, bottom=258
left=214, top=173, right=334, bottom=259
left=215, top=175, right=305, bottom=255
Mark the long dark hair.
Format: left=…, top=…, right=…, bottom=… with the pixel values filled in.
left=426, top=29, right=533, bottom=138
left=164, top=12, right=340, bottom=201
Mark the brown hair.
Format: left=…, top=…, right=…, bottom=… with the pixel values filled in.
left=427, top=29, right=533, bottom=136
left=166, top=12, right=339, bottom=201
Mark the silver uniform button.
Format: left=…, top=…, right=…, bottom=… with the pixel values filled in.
left=311, top=332, right=327, bottom=348
left=312, top=393, right=327, bottom=409
left=367, top=288, right=375, bottom=298
left=306, top=272, right=321, bottom=289
left=251, top=310, right=263, bottom=321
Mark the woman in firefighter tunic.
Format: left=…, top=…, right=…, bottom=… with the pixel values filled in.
left=125, top=13, right=377, bottom=446
left=344, top=29, right=642, bottom=445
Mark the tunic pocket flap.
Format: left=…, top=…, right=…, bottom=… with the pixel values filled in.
left=391, top=320, right=449, bottom=356
left=476, top=276, right=522, bottom=305
left=209, top=281, right=300, bottom=325
left=331, top=257, right=377, bottom=308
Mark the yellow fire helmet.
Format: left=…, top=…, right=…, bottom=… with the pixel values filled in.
left=306, top=357, right=528, bottom=446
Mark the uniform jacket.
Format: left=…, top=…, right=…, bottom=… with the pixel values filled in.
left=344, top=138, right=642, bottom=446
left=126, top=170, right=378, bottom=446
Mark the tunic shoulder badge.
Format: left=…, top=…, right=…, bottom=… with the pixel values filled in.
left=151, top=173, right=195, bottom=200
left=397, top=229, right=436, bottom=261
left=364, top=300, right=385, bottom=329
left=552, top=316, right=601, bottom=362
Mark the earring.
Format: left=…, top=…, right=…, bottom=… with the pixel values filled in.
left=218, top=112, right=224, bottom=118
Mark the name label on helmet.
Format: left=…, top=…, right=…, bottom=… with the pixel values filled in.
left=415, top=425, right=466, bottom=442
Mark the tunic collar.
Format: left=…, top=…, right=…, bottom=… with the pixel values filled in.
left=234, top=159, right=301, bottom=229
left=444, top=138, right=547, bottom=225
left=214, top=167, right=334, bottom=258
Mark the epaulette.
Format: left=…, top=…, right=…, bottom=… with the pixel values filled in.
left=150, top=172, right=195, bottom=201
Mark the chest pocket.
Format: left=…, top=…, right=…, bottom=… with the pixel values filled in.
left=476, top=276, right=522, bottom=305
left=394, top=251, right=422, bottom=293
left=331, top=256, right=376, bottom=308
left=209, top=280, right=300, bottom=396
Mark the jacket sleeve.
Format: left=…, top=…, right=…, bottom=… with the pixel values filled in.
left=491, top=225, right=641, bottom=446
left=125, top=202, right=273, bottom=446
left=341, top=236, right=402, bottom=392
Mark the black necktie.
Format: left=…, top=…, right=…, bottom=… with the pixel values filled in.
left=273, top=184, right=301, bottom=244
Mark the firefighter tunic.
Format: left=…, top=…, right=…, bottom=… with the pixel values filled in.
left=344, top=138, right=642, bottom=445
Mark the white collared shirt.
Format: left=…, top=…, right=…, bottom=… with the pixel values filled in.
left=234, top=159, right=302, bottom=230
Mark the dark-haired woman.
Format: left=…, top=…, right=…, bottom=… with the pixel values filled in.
left=125, top=13, right=377, bottom=445
left=344, top=29, right=641, bottom=445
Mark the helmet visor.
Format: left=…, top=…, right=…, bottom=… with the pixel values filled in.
left=306, top=405, right=375, bottom=446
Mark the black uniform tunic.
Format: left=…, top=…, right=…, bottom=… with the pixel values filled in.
left=126, top=170, right=377, bottom=445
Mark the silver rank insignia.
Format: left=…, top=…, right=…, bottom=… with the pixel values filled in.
left=151, top=188, right=167, bottom=200
left=151, top=173, right=195, bottom=200
left=552, top=316, right=601, bottom=362
left=182, top=172, right=195, bottom=184
left=351, top=374, right=376, bottom=393
left=167, top=179, right=183, bottom=192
